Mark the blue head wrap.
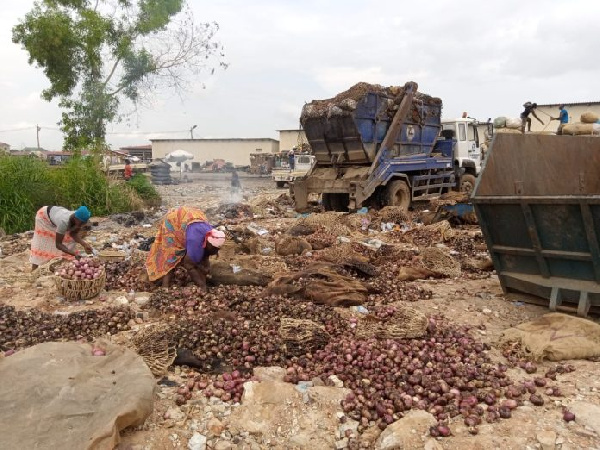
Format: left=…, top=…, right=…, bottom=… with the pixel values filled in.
left=74, top=206, right=91, bottom=222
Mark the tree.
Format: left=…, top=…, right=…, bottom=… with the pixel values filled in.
left=13, top=0, right=227, bottom=151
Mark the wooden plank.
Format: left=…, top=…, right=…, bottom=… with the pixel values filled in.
left=578, top=291, right=591, bottom=317
left=549, top=287, right=562, bottom=311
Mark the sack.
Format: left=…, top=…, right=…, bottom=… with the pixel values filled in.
left=275, top=236, right=312, bottom=256
left=505, top=117, right=522, bottom=129
left=0, top=342, right=155, bottom=450
left=210, top=261, right=272, bottom=286
left=493, top=117, right=507, bottom=128
left=562, top=123, right=599, bottom=136
left=499, top=313, right=600, bottom=361
left=267, top=263, right=367, bottom=307
left=580, top=111, right=599, bottom=124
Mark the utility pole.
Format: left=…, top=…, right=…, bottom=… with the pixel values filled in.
left=190, top=124, right=197, bottom=139
left=36, top=125, right=41, bottom=149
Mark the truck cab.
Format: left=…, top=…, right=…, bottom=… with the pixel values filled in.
left=437, top=118, right=487, bottom=193
left=273, top=153, right=316, bottom=188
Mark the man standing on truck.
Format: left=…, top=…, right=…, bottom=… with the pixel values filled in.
left=551, top=104, right=569, bottom=135
left=520, top=102, right=544, bottom=133
left=288, top=150, right=295, bottom=171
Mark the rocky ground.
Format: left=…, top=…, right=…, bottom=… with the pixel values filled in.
left=1, top=173, right=600, bottom=450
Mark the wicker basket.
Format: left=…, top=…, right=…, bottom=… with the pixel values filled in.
left=54, top=268, right=106, bottom=301
left=29, top=258, right=65, bottom=282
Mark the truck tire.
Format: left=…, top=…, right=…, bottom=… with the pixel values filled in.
left=385, top=180, right=411, bottom=209
left=276, top=181, right=286, bottom=188
left=322, top=193, right=349, bottom=212
left=460, top=174, right=477, bottom=194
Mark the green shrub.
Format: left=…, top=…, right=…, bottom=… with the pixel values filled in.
left=127, top=173, right=161, bottom=206
left=0, top=155, right=56, bottom=234
left=0, top=155, right=160, bottom=234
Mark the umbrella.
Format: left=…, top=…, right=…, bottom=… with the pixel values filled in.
left=165, top=149, right=194, bottom=162
left=165, top=149, right=194, bottom=179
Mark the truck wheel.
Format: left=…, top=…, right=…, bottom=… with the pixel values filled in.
left=385, top=180, right=411, bottom=209
left=460, top=174, right=477, bottom=194
left=322, top=193, right=349, bottom=212
left=276, top=181, right=286, bottom=188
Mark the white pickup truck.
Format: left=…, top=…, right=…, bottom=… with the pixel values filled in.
left=272, top=154, right=316, bottom=188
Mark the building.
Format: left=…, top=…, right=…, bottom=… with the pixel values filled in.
left=150, top=138, right=279, bottom=167
left=532, top=102, right=600, bottom=133
left=119, top=144, right=152, bottom=161
left=277, top=129, right=308, bottom=153
left=0, top=142, right=9, bottom=153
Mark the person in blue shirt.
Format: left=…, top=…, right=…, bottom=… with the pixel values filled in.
left=551, top=105, right=569, bottom=135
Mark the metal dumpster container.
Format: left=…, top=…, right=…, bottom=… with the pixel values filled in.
left=472, top=133, right=600, bottom=316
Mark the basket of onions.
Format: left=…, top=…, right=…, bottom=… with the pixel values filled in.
left=54, top=257, right=106, bottom=300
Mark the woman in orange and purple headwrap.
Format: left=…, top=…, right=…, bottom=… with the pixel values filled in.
left=146, top=206, right=226, bottom=290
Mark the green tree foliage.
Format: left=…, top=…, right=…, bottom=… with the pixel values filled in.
left=13, top=0, right=227, bottom=151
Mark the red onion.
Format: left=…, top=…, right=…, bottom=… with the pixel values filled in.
left=563, top=410, right=575, bottom=422
left=529, top=394, right=544, bottom=406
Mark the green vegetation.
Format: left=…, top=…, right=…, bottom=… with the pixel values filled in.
left=0, top=155, right=160, bottom=234
left=13, top=0, right=226, bottom=150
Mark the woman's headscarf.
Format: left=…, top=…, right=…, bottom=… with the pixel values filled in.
left=74, top=206, right=91, bottom=222
left=205, top=229, right=226, bottom=248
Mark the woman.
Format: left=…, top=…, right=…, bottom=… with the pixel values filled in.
left=30, top=205, right=94, bottom=269
left=146, top=206, right=226, bottom=290
left=124, top=159, right=133, bottom=181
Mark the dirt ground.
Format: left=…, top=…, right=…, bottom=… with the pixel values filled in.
left=1, top=173, right=600, bottom=450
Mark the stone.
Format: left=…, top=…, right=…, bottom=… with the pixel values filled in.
left=252, top=366, right=288, bottom=382
left=134, top=295, right=151, bottom=307
left=207, top=418, right=225, bottom=436
left=376, top=410, right=437, bottom=450
left=424, top=439, right=444, bottom=450
left=165, top=407, right=186, bottom=422
left=568, top=401, right=600, bottom=435
left=187, top=432, right=207, bottom=450
left=335, top=437, right=349, bottom=449
left=213, top=441, right=235, bottom=450
left=328, top=374, right=344, bottom=388
left=536, top=430, right=557, bottom=450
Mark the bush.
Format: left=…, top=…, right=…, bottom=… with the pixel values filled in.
left=0, top=155, right=161, bottom=234
left=0, top=155, right=57, bottom=234
left=127, top=173, right=161, bottom=206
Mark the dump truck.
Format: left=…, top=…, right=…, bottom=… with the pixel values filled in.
left=272, top=153, right=316, bottom=188
left=473, top=133, right=600, bottom=317
left=291, top=81, right=483, bottom=211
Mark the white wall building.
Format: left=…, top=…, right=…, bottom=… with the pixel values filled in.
left=277, top=129, right=308, bottom=153
left=531, top=102, right=600, bottom=133
left=151, top=138, right=279, bottom=167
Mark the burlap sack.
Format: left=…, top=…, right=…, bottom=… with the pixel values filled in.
left=267, top=263, right=367, bottom=307
left=275, top=236, right=312, bottom=256
left=505, top=117, right=522, bottom=129
left=581, top=111, right=599, bottom=124
left=0, top=341, right=155, bottom=450
left=562, top=123, right=599, bottom=136
left=493, top=117, right=507, bottom=128
left=499, top=313, right=600, bottom=361
left=210, top=261, right=272, bottom=286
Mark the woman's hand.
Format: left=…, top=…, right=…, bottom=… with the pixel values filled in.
left=82, top=242, right=94, bottom=255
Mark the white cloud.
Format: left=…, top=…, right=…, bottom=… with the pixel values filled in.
left=0, top=0, right=599, bottom=149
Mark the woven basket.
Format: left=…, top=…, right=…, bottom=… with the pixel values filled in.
left=29, top=258, right=65, bottom=282
left=54, top=268, right=106, bottom=301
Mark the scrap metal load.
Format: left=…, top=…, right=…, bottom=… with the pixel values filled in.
left=300, top=81, right=442, bottom=165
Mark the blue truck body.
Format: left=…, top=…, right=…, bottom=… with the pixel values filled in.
left=294, top=82, right=458, bottom=211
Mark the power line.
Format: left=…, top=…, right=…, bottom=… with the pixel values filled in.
left=0, top=126, right=36, bottom=133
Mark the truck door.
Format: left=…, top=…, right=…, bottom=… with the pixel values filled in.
left=467, top=124, right=482, bottom=170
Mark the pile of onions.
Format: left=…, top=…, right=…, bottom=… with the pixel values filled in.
left=56, top=257, right=104, bottom=281
left=173, top=370, right=256, bottom=406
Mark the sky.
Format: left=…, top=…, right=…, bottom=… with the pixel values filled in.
left=1, top=0, right=599, bottom=150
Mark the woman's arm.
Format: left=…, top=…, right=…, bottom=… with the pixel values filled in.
left=55, top=233, right=80, bottom=258
left=182, top=254, right=207, bottom=291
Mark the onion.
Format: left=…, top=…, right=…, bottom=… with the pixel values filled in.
left=529, top=394, right=544, bottom=406
left=563, top=410, right=575, bottom=422
left=498, top=406, right=512, bottom=419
